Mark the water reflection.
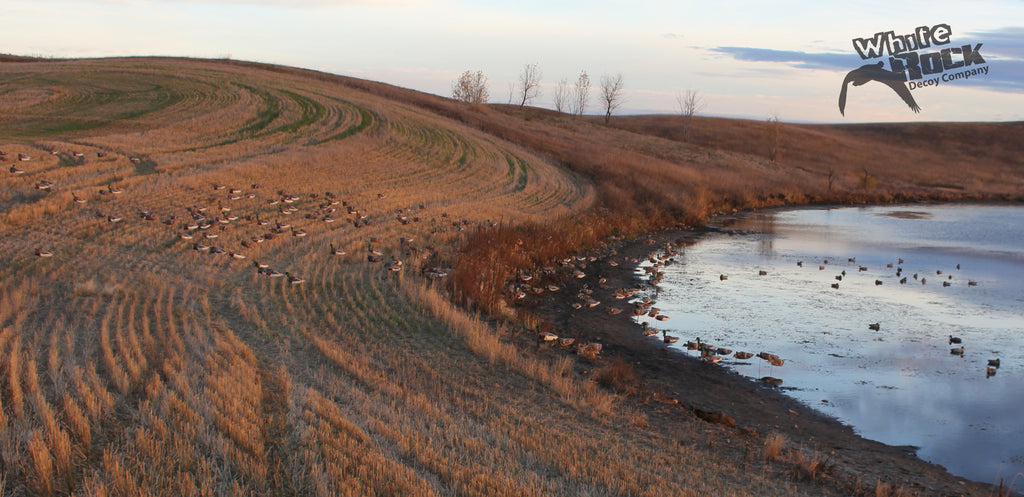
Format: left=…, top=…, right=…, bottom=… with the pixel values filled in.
left=637, top=204, right=1024, bottom=484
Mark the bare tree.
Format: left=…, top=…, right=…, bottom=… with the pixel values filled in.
left=600, top=73, right=624, bottom=124
left=570, top=70, right=590, bottom=117
left=517, top=63, right=542, bottom=107
left=765, top=113, right=783, bottom=162
left=675, top=89, right=704, bottom=141
left=451, top=70, right=489, bottom=104
left=507, top=81, right=516, bottom=105
left=553, top=78, right=569, bottom=113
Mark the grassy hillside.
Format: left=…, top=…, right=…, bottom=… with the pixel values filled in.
left=0, top=56, right=1020, bottom=497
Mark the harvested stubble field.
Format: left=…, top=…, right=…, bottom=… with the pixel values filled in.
left=0, top=56, right=1021, bottom=497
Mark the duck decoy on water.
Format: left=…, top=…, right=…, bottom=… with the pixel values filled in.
left=950, top=346, right=965, bottom=357
left=988, top=358, right=1000, bottom=368
left=949, top=335, right=962, bottom=344
left=868, top=323, right=880, bottom=331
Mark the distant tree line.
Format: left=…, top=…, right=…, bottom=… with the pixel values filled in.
left=451, top=64, right=626, bottom=123
left=451, top=65, right=758, bottom=150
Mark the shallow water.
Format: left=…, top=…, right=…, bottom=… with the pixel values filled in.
left=635, top=204, right=1024, bottom=484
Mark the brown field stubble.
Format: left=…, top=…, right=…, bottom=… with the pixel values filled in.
left=0, top=56, right=1018, bottom=496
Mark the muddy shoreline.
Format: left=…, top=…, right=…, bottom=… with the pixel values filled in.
left=523, top=214, right=1013, bottom=496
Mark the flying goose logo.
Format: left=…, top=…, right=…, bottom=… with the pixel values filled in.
left=839, top=62, right=920, bottom=116
left=840, top=23, right=988, bottom=116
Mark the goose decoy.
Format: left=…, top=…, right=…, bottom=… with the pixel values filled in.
left=34, top=249, right=53, bottom=257
left=329, top=243, right=345, bottom=256
left=286, top=272, right=304, bottom=285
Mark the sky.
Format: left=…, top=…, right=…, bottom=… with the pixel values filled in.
left=3, top=0, right=1023, bottom=123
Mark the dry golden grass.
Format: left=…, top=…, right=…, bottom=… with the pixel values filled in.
left=0, top=55, right=1017, bottom=497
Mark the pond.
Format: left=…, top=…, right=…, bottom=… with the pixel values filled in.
left=634, top=204, right=1024, bottom=484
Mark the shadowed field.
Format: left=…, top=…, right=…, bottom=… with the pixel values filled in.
left=1, top=56, right=1021, bottom=497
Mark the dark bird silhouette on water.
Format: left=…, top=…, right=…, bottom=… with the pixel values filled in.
left=839, top=62, right=921, bottom=116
